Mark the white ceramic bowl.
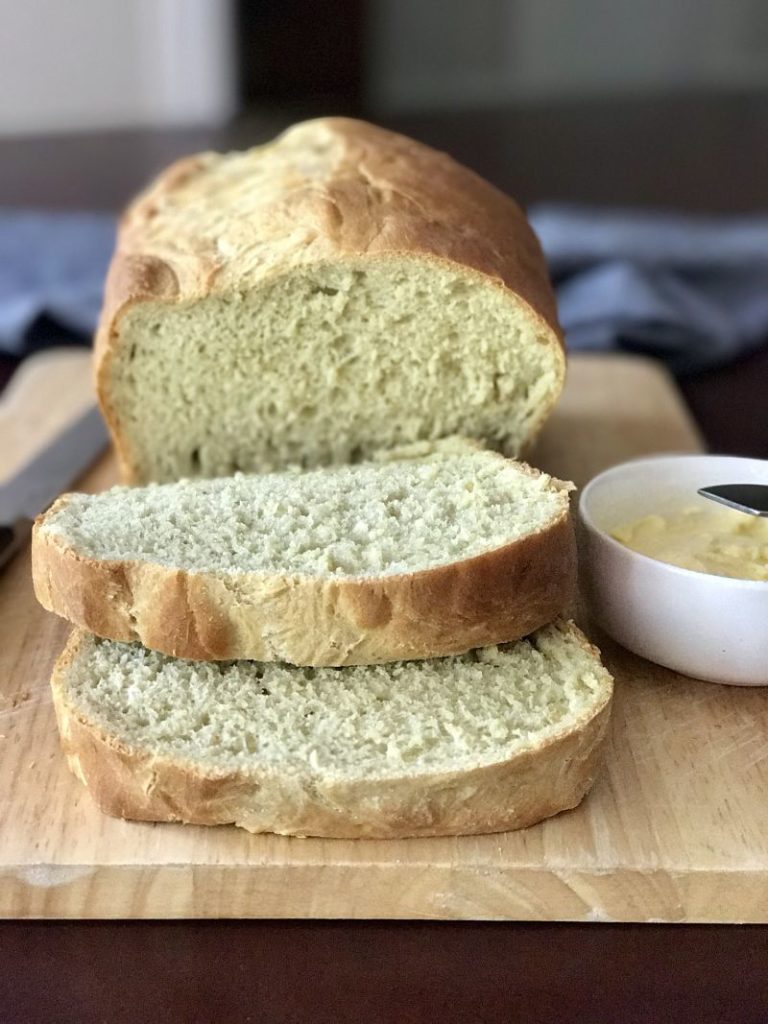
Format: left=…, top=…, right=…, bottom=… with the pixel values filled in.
left=579, top=454, right=768, bottom=686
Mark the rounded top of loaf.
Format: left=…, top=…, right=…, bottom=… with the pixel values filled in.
left=101, top=117, right=562, bottom=342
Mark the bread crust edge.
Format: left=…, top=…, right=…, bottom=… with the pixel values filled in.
left=32, top=474, right=576, bottom=666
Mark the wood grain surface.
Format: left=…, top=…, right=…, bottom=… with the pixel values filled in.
left=2, top=352, right=767, bottom=923
left=0, top=348, right=95, bottom=479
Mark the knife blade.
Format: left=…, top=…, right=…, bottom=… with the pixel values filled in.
left=0, top=404, right=108, bottom=570
left=697, top=483, right=768, bottom=517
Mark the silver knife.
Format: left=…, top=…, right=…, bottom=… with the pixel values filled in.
left=698, top=483, right=768, bottom=518
left=0, top=404, right=108, bottom=570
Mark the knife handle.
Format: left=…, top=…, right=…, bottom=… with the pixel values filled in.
left=0, top=519, right=32, bottom=571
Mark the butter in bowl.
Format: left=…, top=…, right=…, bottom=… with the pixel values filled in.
left=579, top=455, right=768, bottom=686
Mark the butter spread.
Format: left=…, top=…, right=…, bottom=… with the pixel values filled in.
left=611, top=505, right=768, bottom=581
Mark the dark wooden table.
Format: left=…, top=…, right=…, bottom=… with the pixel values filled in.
left=2, top=94, right=768, bottom=1023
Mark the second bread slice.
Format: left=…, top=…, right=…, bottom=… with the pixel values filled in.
left=33, top=443, right=576, bottom=665
left=52, top=620, right=612, bottom=838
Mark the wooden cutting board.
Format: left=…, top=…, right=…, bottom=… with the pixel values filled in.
left=2, top=350, right=767, bottom=923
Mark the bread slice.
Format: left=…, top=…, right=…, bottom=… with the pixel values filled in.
left=52, top=620, right=612, bottom=839
left=95, top=117, right=564, bottom=484
left=33, top=443, right=576, bottom=666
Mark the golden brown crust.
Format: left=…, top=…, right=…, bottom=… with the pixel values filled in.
left=51, top=623, right=613, bottom=839
left=93, top=252, right=183, bottom=481
left=32, top=487, right=576, bottom=666
left=93, top=118, right=565, bottom=484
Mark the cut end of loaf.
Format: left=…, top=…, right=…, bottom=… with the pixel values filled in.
left=107, top=258, right=563, bottom=483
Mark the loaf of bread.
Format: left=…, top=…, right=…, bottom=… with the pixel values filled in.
left=52, top=620, right=612, bottom=839
left=95, top=117, right=564, bottom=484
left=33, top=442, right=576, bottom=665
left=36, top=118, right=615, bottom=845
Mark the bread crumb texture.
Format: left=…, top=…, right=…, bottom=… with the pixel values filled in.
left=112, top=262, right=558, bottom=481
left=41, top=446, right=568, bottom=578
left=63, top=623, right=610, bottom=781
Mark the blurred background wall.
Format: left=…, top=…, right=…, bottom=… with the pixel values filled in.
left=0, top=0, right=236, bottom=134
left=0, top=0, right=767, bottom=135
left=368, top=0, right=768, bottom=111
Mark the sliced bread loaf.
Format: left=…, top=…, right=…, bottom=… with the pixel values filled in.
left=33, top=443, right=576, bottom=665
left=52, top=620, right=612, bottom=839
left=96, top=117, right=564, bottom=484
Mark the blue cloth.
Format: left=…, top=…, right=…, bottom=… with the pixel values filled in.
left=1, top=206, right=767, bottom=375
left=530, top=205, right=768, bottom=374
left=0, top=210, right=114, bottom=355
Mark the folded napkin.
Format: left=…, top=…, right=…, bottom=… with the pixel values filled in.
left=530, top=205, right=768, bottom=374
left=1, top=206, right=767, bottom=376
